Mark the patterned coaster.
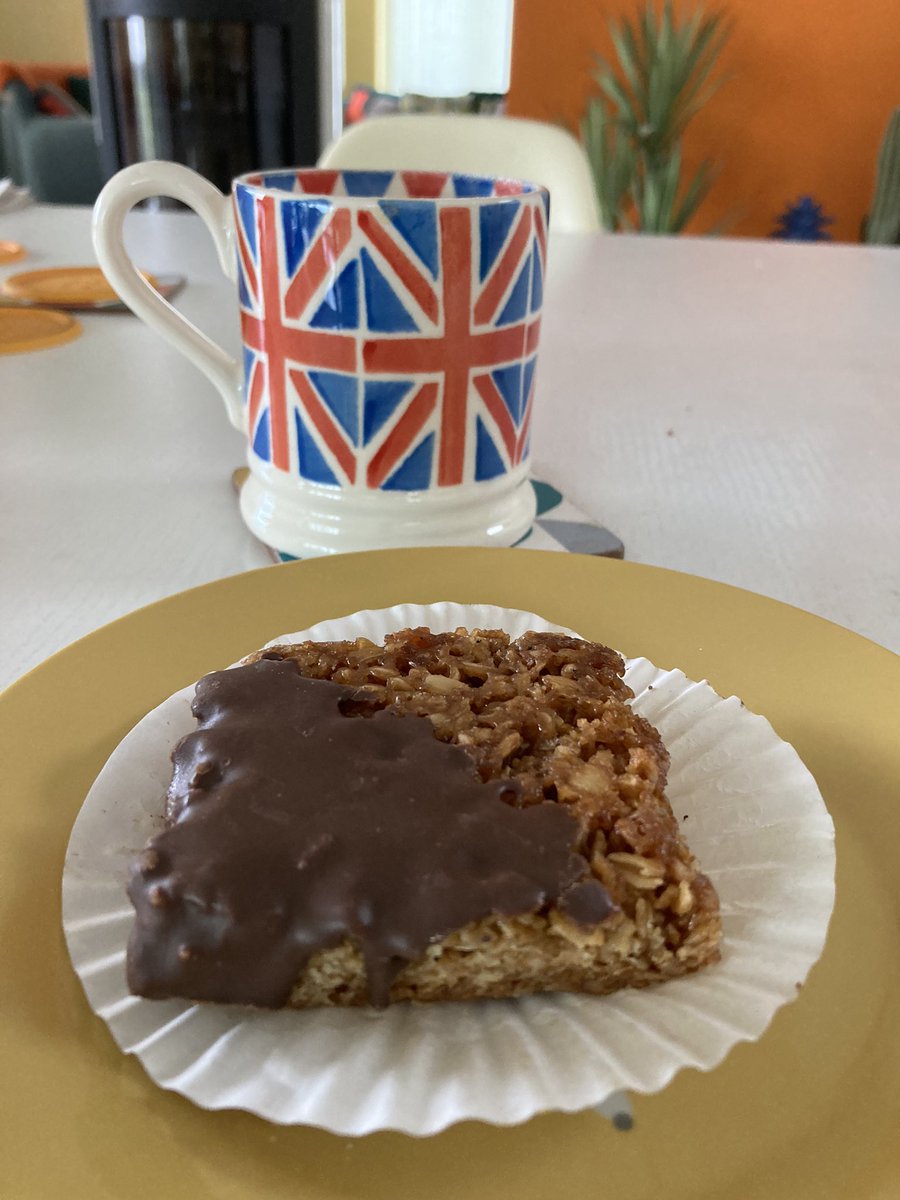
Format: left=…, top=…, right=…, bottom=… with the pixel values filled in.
left=230, top=470, right=624, bottom=563
left=516, top=481, right=624, bottom=557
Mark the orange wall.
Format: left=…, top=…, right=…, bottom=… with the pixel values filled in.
left=507, top=0, right=899, bottom=241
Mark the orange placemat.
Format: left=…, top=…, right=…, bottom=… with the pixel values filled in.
left=2, top=266, right=157, bottom=307
left=0, top=307, right=81, bottom=354
left=0, top=240, right=26, bottom=265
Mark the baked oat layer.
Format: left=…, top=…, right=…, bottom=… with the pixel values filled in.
left=244, top=628, right=722, bottom=1006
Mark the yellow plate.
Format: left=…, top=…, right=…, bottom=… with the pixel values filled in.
left=0, top=305, right=81, bottom=354
left=0, top=238, right=26, bottom=264
left=1, top=549, right=897, bottom=1200
left=2, top=265, right=158, bottom=306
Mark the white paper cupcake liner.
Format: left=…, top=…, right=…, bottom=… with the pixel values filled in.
left=62, top=603, right=835, bottom=1135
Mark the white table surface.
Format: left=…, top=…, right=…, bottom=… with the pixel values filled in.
left=1, top=204, right=898, bottom=690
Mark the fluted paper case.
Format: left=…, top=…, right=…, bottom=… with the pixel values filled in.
left=62, top=603, right=836, bottom=1136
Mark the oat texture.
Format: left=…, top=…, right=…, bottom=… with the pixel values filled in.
left=242, top=628, right=722, bottom=1006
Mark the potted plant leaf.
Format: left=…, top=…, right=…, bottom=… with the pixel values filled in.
left=581, top=1, right=732, bottom=233
left=864, top=108, right=900, bottom=245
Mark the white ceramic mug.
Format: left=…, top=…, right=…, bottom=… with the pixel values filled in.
left=93, top=161, right=548, bottom=557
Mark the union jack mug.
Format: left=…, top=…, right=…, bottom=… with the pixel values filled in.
left=93, top=161, right=548, bottom=556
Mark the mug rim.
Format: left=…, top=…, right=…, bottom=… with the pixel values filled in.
left=233, top=166, right=549, bottom=205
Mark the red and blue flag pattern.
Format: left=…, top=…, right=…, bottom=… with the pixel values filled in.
left=235, top=169, right=547, bottom=491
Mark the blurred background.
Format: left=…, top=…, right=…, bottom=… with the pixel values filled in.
left=0, top=0, right=896, bottom=242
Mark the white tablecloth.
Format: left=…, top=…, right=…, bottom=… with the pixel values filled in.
left=1, top=204, right=897, bottom=688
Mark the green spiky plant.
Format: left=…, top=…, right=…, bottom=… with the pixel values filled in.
left=864, top=109, right=900, bottom=245
left=581, top=2, right=732, bottom=233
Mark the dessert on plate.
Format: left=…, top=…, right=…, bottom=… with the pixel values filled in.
left=126, top=628, right=721, bottom=1009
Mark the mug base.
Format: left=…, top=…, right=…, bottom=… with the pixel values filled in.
left=239, top=459, right=538, bottom=558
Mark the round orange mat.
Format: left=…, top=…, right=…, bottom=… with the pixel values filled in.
left=0, top=240, right=26, bottom=265
left=0, top=306, right=82, bottom=354
left=1, top=265, right=157, bottom=307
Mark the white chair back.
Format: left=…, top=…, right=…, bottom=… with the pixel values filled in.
left=319, top=114, right=601, bottom=233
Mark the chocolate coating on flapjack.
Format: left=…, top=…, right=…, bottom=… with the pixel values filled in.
left=127, top=658, right=614, bottom=1007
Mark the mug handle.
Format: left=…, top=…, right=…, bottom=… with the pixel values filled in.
left=92, top=160, right=244, bottom=431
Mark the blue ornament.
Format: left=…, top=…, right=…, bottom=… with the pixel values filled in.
left=771, top=196, right=834, bottom=241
